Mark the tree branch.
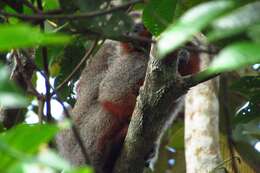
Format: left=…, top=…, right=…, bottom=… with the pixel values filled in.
left=113, top=35, right=221, bottom=173
left=0, top=0, right=144, bottom=21
left=37, top=70, right=90, bottom=163
left=113, top=45, right=188, bottom=173
left=183, top=70, right=220, bottom=88
left=18, top=39, right=90, bottom=164
left=36, top=0, right=53, bottom=122
left=185, top=51, right=223, bottom=173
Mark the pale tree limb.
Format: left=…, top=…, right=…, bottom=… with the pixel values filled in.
left=185, top=47, right=223, bottom=172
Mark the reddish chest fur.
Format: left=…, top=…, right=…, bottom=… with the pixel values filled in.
left=96, top=43, right=145, bottom=172
left=101, top=93, right=136, bottom=120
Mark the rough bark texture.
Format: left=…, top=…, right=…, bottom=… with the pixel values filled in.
left=185, top=53, right=223, bottom=173
left=113, top=45, right=188, bottom=173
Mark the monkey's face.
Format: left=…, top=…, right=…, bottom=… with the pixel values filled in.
left=122, top=23, right=152, bottom=54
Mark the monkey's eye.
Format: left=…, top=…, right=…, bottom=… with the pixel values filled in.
left=178, top=49, right=190, bottom=65
left=133, top=23, right=145, bottom=33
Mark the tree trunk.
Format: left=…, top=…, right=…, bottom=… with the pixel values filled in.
left=185, top=52, right=223, bottom=173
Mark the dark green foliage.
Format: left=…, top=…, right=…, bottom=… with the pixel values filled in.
left=230, top=75, right=260, bottom=171
left=53, top=39, right=86, bottom=105
left=231, top=76, right=260, bottom=99
left=143, top=0, right=178, bottom=36
left=0, top=124, right=58, bottom=171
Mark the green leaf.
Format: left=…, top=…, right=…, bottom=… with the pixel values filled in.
left=209, top=1, right=260, bottom=41
left=5, top=148, right=77, bottom=173
left=0, top=24, right=71, bottom=51
left=1, top=145, right=93, bottom=173
left=43, top=0, right=60, bottom=11
left=22, top=5, right=34, bottom=15
left=0, top=124, right=59, bottom=154
left=208, top=42, right=260, bottom=73
left=37, top=149, right=71, bottom=171
left=2, top=8, right=19, bottom=24
left=248, top=24, right=260, bottom=42
left=207, top=27, right=245, bottom=43
left=67, top=167, right=93, bottom=173
left=214, top=1, right=260, bottom=30
left=173, top=0, right=208, bottom=21
left=143, top=0, right=178, bottom=36
left=6, top=162, right=54, bottom=173
left=157, top=0, right=234, bottom=58
left=0, top=124, right=59, bottom=171
left=53, top=39, right=86, bottom=105
left=0, top=93, right=29, bottom=108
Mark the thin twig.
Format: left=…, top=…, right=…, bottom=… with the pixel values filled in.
left=37, top=0, right=52, bottom=122
left=183, top=45, right=218, bottom=54
left=55, top=39, right=98, bottom=92
left=0, top=0, right=144, bottom=21
left=41, top=46, right=52, bottom=122
left=211, top=156, right=241, bottom=173
left=19, top=50, right=89, bottom=162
